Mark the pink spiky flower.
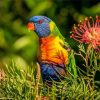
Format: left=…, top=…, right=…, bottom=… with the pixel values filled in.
left=70, top=16, right=100, bottom=50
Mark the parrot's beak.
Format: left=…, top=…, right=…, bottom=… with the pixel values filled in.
left=27, top=22, right=35, bottom=31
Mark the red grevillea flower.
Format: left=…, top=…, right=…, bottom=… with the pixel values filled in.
left=70, top=16, right=100, bottom=49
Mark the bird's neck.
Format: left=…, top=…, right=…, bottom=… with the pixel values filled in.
left=39, top=34, right=55, bottom=44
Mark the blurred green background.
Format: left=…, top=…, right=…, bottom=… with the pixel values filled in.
left=0, top=0, right=100, bottom=70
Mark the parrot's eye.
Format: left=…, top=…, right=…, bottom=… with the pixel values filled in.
left=37, top=20, right=43, bottom=24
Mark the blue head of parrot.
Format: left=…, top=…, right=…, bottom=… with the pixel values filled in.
left=27, top=16, right=52, bottom=38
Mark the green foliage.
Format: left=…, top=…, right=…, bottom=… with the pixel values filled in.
left=0, top=61, right=37, bottom=99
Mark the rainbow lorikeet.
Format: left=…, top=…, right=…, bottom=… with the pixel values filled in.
left=27, top=16, right=76, bottom=84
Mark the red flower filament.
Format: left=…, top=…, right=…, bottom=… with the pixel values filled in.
left=71, top=16, right=100, bottom=49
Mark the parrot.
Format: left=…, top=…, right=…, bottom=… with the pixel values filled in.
left=27, top=16, right=76, bottom=84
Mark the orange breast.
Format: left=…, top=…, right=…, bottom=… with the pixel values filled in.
left=39, top=35, right=68, bottom=65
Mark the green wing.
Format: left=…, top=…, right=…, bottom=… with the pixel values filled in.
left=51, top=24, right=77, bottom=78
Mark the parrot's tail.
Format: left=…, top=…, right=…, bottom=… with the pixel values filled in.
left=68, top=50, right=77, bottom=78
